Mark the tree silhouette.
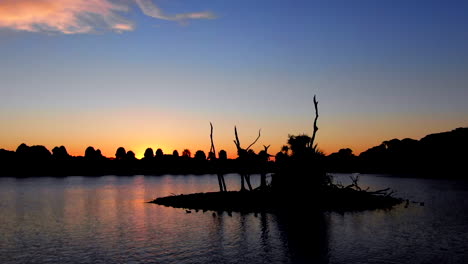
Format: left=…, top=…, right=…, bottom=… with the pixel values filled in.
left=0, top=149, right=15, bottom=164
left=308, top=95, right=319, bottom=149
left=126, top=150, right=136, bottom=160
left=85, top=146, right=103, bottom=160
left=31, top=146, right=51, bottom=160
left=143, top=148, right=154, bottom=160
left=338, top=148, right=353, bottom=157
left=258, top=145, right=271, bottom=190
left=16, top=143, right=51, bottom=160
left=16, top=143, right=29, bottom=154
left=182, top=149, right=191, bottom=158
left=209, top=122, right=227, bottom=192
left=172, top=150, right=179, bottom=157
left=217, top=150, right=228, bottom=190
left=281, top=145, right=289, bottom=155
left=233, top=126, right=261, bottom=191
left=155, top=148, right=164, bottom=159
left=328, top=148, right=356, bottom=172
left=115, top=147, right=126, bottom=160
left=218, top=150, right=227, bottom=160
left=288, top=134, right=312, bottom=157
left=52, top=146, right=70, bottom=160
left=273, top=95, right=327, bottom=192
left=194, top=150, right=207, bottom=160
left=95, top=149, right=103, bottom=159
left=208, top=151, right=216, bottom=160
left=85, top=146, right=96, bottom=159
left=354, top=127, right=468, bottom=174
left=275, top=151, right=287, bottom=163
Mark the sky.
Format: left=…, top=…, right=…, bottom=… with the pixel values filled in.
left=1, top=0, right=467, bottom=158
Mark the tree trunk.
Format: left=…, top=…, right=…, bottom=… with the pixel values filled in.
left=309, top=95, right=319, bottom=149
left=221, top=175, right=227, bottom=192
left=240, top=174, right=247, bottom=191
left=245, top=174, right=253, bottom=191
left=260, top=173, right=267, bottom=190
left=217, top=173, right=225, bottom=192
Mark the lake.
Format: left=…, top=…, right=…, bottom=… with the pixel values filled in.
left=0, top=174, right=467, bottom=263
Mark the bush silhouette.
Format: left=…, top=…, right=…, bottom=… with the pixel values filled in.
left=126, top=151, right=136, bottom=160
left=155, top=148, right=164, bottom=159
left=52, top=146, right=70, bottom=160
left=218, top=150, right=227, bottom=160
left=144, top=148, right=154, bottom=160
left=85, top=146, right=103, bottom=160
left=194, top=150, right=207, bottom=160
left=182, top=149, right=191, bottom=158
left=116, top=147, right=126, bottom=160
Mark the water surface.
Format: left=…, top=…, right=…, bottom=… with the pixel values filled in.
left=0, top=174, right=467, bottom=263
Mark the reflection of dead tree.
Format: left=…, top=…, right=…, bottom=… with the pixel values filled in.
left=209, top=122, right=227, bottom=192
left=234, top=126, right=261, bottom=191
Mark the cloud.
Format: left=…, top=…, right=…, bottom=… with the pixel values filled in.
left=0, top=0, right=215, bottom=34
left=134, top=0, right=216, bottom=21
left=0, top=0, right=132, bottom=34
left=112, top=23, right=134, bottom=32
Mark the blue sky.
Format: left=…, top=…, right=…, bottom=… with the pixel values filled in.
left=1, top=0, right=467, bottom=157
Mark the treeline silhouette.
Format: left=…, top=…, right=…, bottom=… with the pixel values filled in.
left=0, top=127, right=466, bottom=178
left=0, top=143, right=274, bottom=177
left=325, top=127, right=468, bottom=177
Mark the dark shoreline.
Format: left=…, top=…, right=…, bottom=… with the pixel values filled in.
left=2, top=127, right=466, bottom=179
left=150, top=188, right=403, bottom=213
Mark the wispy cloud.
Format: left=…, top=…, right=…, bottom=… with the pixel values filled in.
left=134, top=0, right=216, bottom=22
left=0, top=0, right=215, bottom=34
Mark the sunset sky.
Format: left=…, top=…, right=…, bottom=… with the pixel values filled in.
left=1, top=0, right=467, bottom=158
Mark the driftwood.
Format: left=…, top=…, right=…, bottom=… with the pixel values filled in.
left=334, top=173, right=396, bottom=198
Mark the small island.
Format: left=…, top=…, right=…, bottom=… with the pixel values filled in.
left=150, top=96, right=403, bottom=213
left=150, top=181, right=402, bottom=213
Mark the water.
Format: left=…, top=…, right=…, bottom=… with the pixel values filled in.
left=0, top=174, right=467, bottom=264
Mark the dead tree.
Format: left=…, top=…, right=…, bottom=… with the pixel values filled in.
left=233, top=126, right=261, bottom=191
left=257, top=145, right=271, bottom=190
left=308, top=95, right=319, bottom=150
left=210, top=122, right=227, bottom=192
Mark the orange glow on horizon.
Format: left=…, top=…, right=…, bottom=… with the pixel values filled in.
left=0, top=138, right=405, bottom=160
left=0, top=106, right=465, bottom=159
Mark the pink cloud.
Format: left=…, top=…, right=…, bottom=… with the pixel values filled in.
left=0, top=0, right=132, bottom=34
left=0, top=0, right=216, bottom=34
left=113, top=23, right=134, bottom=32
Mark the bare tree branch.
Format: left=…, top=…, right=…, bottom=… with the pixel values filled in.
left=210, top=122, right=216, bottom=158
left=309, top=95, right=319, bottom=149
left=246, top=129, right=261, bottom=150
left=234, top=126, right=241, bottom=151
